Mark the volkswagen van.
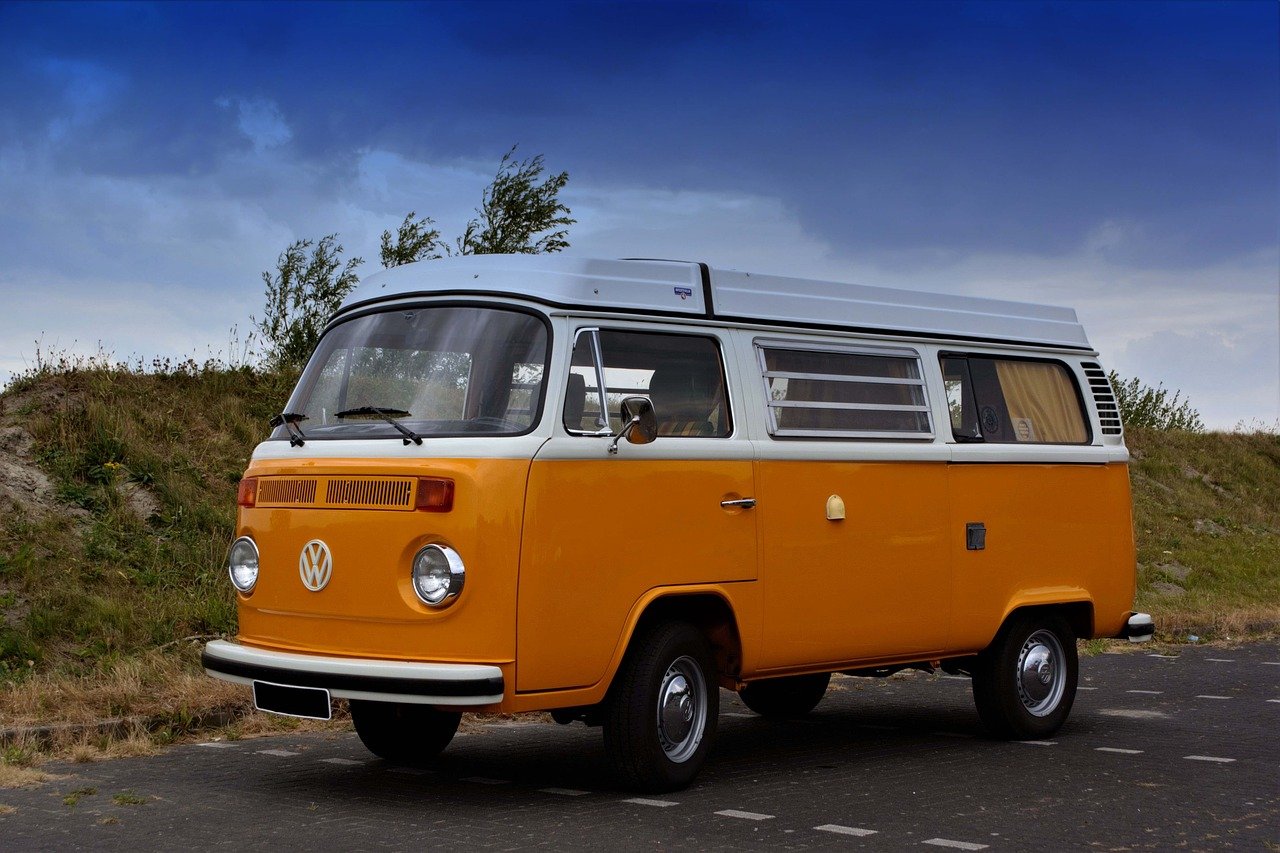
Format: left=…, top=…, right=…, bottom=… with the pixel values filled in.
left=203, top=255, right=1153, bottom=791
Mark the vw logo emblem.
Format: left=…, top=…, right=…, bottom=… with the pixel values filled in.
left=299, top=539, right=333, bottom=592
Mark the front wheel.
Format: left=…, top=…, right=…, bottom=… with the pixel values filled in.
left=349, top=700, right=461, bottom=764
left=739, top=673, right=830, bottom=718
left=972, top=611, right=1078, bottom=739
left=603, top=622, right=719, bottom=792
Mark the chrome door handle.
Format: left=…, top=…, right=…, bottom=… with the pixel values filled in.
left=720, top=498, right=757, bottom=509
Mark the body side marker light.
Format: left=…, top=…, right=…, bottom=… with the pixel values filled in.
left=416, top=477, right=455, bottom=512
left=237, top=477, right=258, bottom=508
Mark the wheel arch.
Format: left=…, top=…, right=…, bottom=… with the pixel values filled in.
left=998, top=597, right=1094, bottom=644
left=616, top=587, right=744, bottom=692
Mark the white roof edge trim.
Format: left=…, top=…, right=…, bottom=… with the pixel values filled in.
left=335, top=255, right=1091, bottom=350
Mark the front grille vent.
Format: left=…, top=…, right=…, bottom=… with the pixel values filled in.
left=1081, top=362, right=1123, bottom=436
left=324, top=478, right=415, bottom=510
left=257, top=478, right=318, bottom=505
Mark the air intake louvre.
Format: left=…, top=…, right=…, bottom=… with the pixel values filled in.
left=1081, top=362, right=1123, bottom=436
left=324, top=478, right=415, bottom=510
left=252, top=476, right=417, bottom=510
left=257, top=478, right=318, bottom=504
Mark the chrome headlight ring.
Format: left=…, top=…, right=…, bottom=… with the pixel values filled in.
left=228, top=536, right=260, bottom=594
left=411, top=543, right=465, bottom=607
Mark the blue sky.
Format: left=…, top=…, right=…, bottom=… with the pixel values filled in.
left=1, top=1, right=1276, bottom=427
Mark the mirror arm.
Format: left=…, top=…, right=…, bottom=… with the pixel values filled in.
left=607, top=415, right=641, bottom=455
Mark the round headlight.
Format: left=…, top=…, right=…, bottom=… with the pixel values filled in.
left=228, top=537, right=260, bottom=593
left=412, top=544, right=464, bottom=607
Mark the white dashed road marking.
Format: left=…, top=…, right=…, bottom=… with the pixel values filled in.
left=1098, top=708, right=1168, bottom=719
left=256, top=749, right=298, bottom=757
left=624, top=798, right=679, bottom=807
left=1016, top=740, right=1057, bottom=746
left=1206, top=658, right=1235, bottom=663
left=816, top=824, right=878, bottom=837
left=923, top=838, right=989, bottom=850
left=1126, top=689, right=1163, bottom=695
left=716, top=809, right=775, bottom=821
left=1077, top=686, right=1098, bottom=691
left=319, top=758, right=365, bottom=766
left=1096, top=747, right=1144, bottom=754
left=462, top=777, right=511, bottom=785
left=1147, top=654, right=1178, bottom=660
left=1196, top=695, right=1232, bottom=700
left=724, top=712, right=754, bottom=718
left=539, top=788, right=590, bottom=797
left=196, top=742, right=235, bottom=748
left=1268, top=699, right=1280, bottom=704
left=1184, top=755, right=1236, bottom=763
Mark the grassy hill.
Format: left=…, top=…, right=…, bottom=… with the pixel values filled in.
left=0, top=364, right=1276, bottom=750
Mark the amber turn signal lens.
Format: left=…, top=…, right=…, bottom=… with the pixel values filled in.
left=236, top=477, right=258, bottom=508
left=415, top=477, right=454, bottom=512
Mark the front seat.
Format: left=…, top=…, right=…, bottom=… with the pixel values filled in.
left=647, top=365, right=721, bottom=437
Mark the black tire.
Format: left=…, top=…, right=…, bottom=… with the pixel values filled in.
left=603, top=622, right=719, bottom=792
left=349, top=699, right=461, bottom=763
left=739, top=673, right=830, bottom=718
left=972, top=611, right=1078, bottom=739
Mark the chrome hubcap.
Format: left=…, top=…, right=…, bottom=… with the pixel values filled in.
left=657, top=655, right=707, bottom=763
left=1016, top=629, right=1066, bottom=716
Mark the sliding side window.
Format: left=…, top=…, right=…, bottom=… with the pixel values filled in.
left=940, top=355, right=1089, bottom=444
left=563, top=329, right=731, bottom=437
left=758, top=342, right=932, bottom=439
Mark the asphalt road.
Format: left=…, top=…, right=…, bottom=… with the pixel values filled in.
left=3, top=642, right=1277, bottom=851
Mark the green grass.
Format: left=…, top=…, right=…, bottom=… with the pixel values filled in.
left=1127, top=427, right=1280, bottom=639
left=0, top=360, right=296, bottom=684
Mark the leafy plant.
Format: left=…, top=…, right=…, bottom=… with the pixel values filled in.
left=1108, top=371, right=1204, bottom=431
left=255, top=235, right=363, bottom=369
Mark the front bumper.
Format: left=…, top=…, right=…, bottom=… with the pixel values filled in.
left=1120, top=612, right=1155, bottom=643
left=202, top=640, right=505, bottom=706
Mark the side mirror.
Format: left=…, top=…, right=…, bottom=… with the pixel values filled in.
left=608, top=395, right=658, bottom=455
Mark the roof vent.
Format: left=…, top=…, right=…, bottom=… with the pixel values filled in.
left=1081, top=363, right=1122, bottom=435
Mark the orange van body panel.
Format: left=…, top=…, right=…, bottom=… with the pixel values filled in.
left=946, top=461, right=1136, bottom=649
left=234, top=456, right=529, bottom=671
left=515, top=458, right=757, bottom=692
left=755, top=460, right=951, bottom=670
left=231, top=452, right=1135, bottom=712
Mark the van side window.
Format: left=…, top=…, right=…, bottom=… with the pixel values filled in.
left=758, top=343, right=933, bottom=439
left=564, top=330, right=731, bottom=437
left=940, top=355, right=1089, bottom=444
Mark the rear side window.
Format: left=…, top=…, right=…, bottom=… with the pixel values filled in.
left=757, top=342, right=933, bottom=439
left=941, top=355, right=1089, bottom=444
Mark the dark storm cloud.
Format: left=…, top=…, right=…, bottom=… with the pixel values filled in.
left=0, top=0, right=1275, bottom=267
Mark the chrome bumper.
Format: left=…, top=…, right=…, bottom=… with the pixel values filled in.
left=202, top=640, right=504, bottom=706
left=1121, top=612, right=1155, bottom=643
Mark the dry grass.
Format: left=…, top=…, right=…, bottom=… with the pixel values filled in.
left=0, top=763, right=56, bottom=789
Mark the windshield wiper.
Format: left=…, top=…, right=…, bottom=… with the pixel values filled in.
left=334, top=406, right=423, bottom=446
left=269, top=412, right=308, bottom=447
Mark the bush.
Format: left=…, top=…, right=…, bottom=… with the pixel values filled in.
left=1108, top=371, right=1203, bottom=431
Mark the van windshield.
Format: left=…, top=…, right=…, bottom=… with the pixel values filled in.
left=271, top=306, right=549, bottom=441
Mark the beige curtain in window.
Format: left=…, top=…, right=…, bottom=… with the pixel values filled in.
left=994, top=361, right=1088, bottom=443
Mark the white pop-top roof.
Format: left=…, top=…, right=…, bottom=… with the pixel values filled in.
left=340, top=255, right=1091, bottom=349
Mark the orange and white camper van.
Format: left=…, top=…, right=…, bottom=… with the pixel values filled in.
left=203, top=255, right=1152, bottom=791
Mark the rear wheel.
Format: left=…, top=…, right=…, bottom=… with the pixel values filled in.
left=349, top=700, right=461, bottom=764
left=739, top=673, right=830, bottom=718
left=603, top=622, right=719, bottom=792
left=972, top=611, right=1078, bottom=739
